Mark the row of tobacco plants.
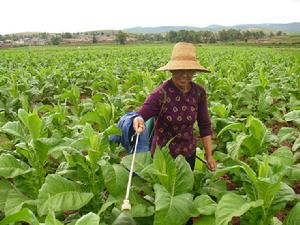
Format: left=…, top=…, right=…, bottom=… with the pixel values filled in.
left=0, top=44, right=299, bottom=224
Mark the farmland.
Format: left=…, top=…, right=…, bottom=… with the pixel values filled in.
left=0, top=44, right=299, bottom=225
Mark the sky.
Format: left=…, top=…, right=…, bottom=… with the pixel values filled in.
left=1, top=0, right=300, bottom=34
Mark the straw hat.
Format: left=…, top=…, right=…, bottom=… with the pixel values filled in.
left=157, top=42, right=210, bottom=72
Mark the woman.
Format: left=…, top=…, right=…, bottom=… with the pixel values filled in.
left=133, top=42, right=216, bottom=171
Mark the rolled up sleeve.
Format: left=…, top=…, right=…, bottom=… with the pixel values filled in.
left=197, top=87, right=213, bottom=137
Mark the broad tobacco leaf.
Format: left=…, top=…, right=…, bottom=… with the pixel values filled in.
left=4, top=189, right=36, bottom=216
left=75, top=212, right=100, bottom=225
left=1, top=121, right=26, bottom=141
left=215, top=193, right=263, bottom=225
left=283, top=203, right=300, bottom=225
left=284, top=110, right=300, bottom=124
left=37, top=174, right=93, bottom=216
left=150, top=148, right=195, bottom=225
left=0, top=208, right=39, bottom=225
left=154, top=184, right=194, bottom=225
left=152, top=148, right=194, bottom=195
left=192, top=194, right=217, bottom=216
left=100, top=161, right=128, bottom=198
left=0, top=154, right=32, bottom=178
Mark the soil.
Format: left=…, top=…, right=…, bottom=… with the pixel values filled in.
left=276, top=211, right=287, bottom=221
left=268, top=121, right=295, bottom=135
left=231, top=216, right=240, bottom=225
left=63, top=210, right=79, bottom=216
left=293, top=181, right=300, bottom=194
left=267, top=121, right=297, bottom=153
left=80, top=93, right=89, bottom=100
left=219, top=174, right=239, bottom=191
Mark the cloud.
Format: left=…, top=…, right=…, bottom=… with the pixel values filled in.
left=0, top=0, right=299, bottom=34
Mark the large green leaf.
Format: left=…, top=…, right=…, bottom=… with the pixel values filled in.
left=45, top=213, right=64, bottom=225
left=174, top=155, right=194, bottom=194
left=246, top=115, right=267, bottom=143
left=96, top=103, right=113, bottom=126
left=215, top=193, right=263, bottom=225
left=103, top=124, right=121, bottom=136
left=129, top=188, right=155, bottom=218
left=1, top=121, right=26, bottom=141
left=152, top=148, right=176, bottom=193
left=277, top=127, right=298, bottom=143
left=284, top=110, right=300, bottom=124
left=121, top=152, right=153, bottom=174
left=139, top=164, right=161, bottom=184
left=98, top=195, right=118, bottom=216
left=131, top=203, right=155, bottom=218
left=0, top=208, right=39, bottom=225
left=212, top=105, right=228, bottom=118
left=283, top=203, right=300, bottom=225
left=269, top=182, right=295, bottom=214
left=256, top=177, right=281, bottom=210
left=4, top=189, right=36, bottom=216
left=202, top=180, right=227, bottom=201
left=18, top=109, right=29, bottom=128
left=286, top=164, right=300, bottom=183
left=211, top=165, right=241, bottom=181
left=292, top=136, right=300, bottom=152
left=37, top=174, right=94, bottom=216
left=100, top=161, right=128, bottom=198
left=32, top=139, right=54, bottom=166
left=75, top=212, right=100, bottom=225
left=217, top=122, right=245, bottom=137
left=153, top=184, right=194, bottom=225
left=239, top=161, right=257, bottom=184
left=0, top=154, right=32, bottom=178
left=152, top=148, right=193, bottom=195
left=0, top=180, right=11, bottom=211
left=112, top=211, right=136, bottom=225
left=226, top=134, right=248, bottom=159
left=193, top=194, right=217, bottom=216
left=240, top=135, right=262, bottom=156
left=80, top=111, right=102, bottom=126
left=272, top=147, right=294, bottom=167
left=272, top=217, right=283, bottom=225
left=27, top=113, right=42, bottom=140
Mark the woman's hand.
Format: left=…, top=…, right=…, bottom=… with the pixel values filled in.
left=206, top=155, right=217, bottom=171
left=201, top=135, right=217, bottom=171
left=133, top=116, right=145, bottom=134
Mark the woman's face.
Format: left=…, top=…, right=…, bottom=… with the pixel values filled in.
left=171, top=70, right=195, bottom=89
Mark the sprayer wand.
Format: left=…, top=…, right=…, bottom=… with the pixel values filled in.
left=121, top=133, right=140, bottom=211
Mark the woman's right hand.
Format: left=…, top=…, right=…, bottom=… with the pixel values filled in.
left=133, top=116, right=145, bottom=134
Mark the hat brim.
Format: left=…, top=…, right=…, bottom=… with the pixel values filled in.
left=157, top=60, right=210, bottom=73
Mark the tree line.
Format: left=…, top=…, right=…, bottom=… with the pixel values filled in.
left=0, top=29, right=287, bottom=45
left=134, top=29, right=287, bottom=44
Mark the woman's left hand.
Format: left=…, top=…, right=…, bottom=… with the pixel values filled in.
left=206, top=156, right=217, bottom=171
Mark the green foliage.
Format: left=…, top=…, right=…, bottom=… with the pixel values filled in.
left=37, top=174, right=94, bottom=216
left=50, top=36, right=62, bottom=45
left=0, top=44, right=299, bottom=224
left=215, top=193, right=263, bottom=225
left=283, top=203, right=300, bottom=225
left=116, top=31, right=127, bottom=44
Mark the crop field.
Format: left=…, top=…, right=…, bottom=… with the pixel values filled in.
left=0, top=44, right=299, bottom=225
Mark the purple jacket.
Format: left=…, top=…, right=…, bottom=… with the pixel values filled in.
left=138, top=79, right=213, bottom=158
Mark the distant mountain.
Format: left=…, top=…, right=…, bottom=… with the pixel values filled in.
left=124, top=22, right=300, bottom=34
left=124, top=26, right=202, bottom=34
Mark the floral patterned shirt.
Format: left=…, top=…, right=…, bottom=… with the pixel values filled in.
left=138, top=79, right=212, bottom=158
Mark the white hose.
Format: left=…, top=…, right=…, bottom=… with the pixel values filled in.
left=122, top=133, right=139, bottom=211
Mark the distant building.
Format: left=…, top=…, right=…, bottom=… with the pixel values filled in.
left=96, top=35, right=116, bottom=43
left=63, top=36, right=92, bottom=44
left=12, top=38, right=48, bottom=46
